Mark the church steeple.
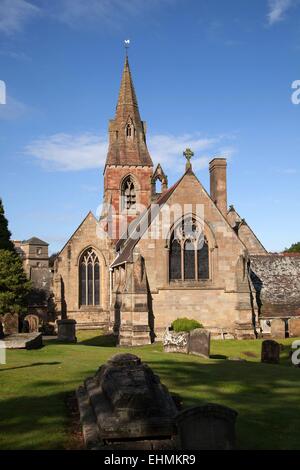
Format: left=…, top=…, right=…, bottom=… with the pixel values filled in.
left=105, top=56, right=153, bottom=168
left=103, top=57, right=154, bottom=240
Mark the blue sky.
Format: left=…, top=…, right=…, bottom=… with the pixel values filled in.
left=0, top=0, right=300, bottom=254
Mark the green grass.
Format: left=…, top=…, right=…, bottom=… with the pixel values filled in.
left=0, top=331, right=299, bottom=450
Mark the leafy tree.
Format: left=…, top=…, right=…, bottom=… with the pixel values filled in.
left=0, top=249, right=32, bottom=315
left=0, top=198, right=15, bottom=251
left=284, top=242, right=300, bottom=253
left=0, top=198, right=31, bottom=314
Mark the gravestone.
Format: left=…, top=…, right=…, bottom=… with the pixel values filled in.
left=189, top=328, right=210, bottom=358
left=24, top=314, right=39, bottom=333
left=261, top=339, right=280, bottom=364
left=288, top=318, right=300, bottom=338
left=176, top=404, right=238, bottom=450
left=57, top=319, right=77, bottom=343
left=77, top=353, right=178, bottom=449
left=163, top=329, right=189, bottom=354
left=271, top=319, right=285, bottom=339
left=3, top=313, right=18, bottom=335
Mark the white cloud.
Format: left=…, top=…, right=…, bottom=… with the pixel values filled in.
left=267, top=0, right=294, bottom=25
left=49, top=0, right=168, bottom=28
left=25, top=131, right=236, bottom=173
left=25, top=132, right=108, bottom=171
left=0, top=0, right=40, bottom=35
left=0, top=94, right=28, bottom=120
left=0, top=0, right=172, bottom=35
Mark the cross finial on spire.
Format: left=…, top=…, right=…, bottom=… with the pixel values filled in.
left=183, top=148, right=194, bottom=170
left=124, top=39, right=130, bottom=57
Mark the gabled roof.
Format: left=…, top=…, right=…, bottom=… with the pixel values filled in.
left=57, top=211, right=97, bottom=256
left=110, top=169, right=191, bottom=268
left=22, top=237, right=48, bottom=246
left=227, top=205, right=267, bottom=254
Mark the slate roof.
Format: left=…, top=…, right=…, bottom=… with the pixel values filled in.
left=22, top=237, right=48, bottom=246
left=250, top=253, right=300, bottom=317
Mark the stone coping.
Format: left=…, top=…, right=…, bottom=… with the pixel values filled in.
left=1, top=333, right=43, bottom=349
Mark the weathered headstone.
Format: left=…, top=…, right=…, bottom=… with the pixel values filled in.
left=189, top=328, right=210, bottom=358
left=163, top=329, right=189, bottom=354
left=271, top=319, right=285, bottom=339
left=288, top=318, right=300, bottom=338
left=176, top=404, right=238, bottom=450
left=57, top=319, right=77, bottom=343
left=261, top=339, right=280, bottom=364
left=24, top=314, right=39, bottom=333
left=77, top=353, right=178, bottom=449
left=3, top=313, right=19, bottom=335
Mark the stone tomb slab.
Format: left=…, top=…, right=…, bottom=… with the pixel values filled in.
left=189, top=328, right=210, bottom=358
left=77, top=353, right=178, bottom=449
left=271, top=319, right=285, bottom=339
left=3, top=333, right=43, bottom=350
left=261, top=339, right=280, bottom=364
left=289, top=318, right=300, bottom=337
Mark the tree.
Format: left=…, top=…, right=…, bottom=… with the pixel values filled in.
left=0, top=198, right=15, bottom=251
left=0, top=198, right=31, bottom=314
left=284, top=242, right=300, bottom=253
left=0, top=249, right=32, bottom=315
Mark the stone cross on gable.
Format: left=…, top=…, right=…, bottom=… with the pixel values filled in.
left=183, top=148, right=194, bottom=170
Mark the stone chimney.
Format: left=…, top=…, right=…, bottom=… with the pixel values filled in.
left=209, top=158, right=227, bottom=216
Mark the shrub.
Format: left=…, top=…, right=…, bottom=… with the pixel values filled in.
left=171, top=317, right=203, bottom=332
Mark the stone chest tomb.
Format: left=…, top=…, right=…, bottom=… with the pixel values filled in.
left=77, top=353, right=178, bottom=449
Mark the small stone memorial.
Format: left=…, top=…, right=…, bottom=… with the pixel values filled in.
left=261, top=339, right=280, bottom=364
left=3, top=313, right=19, bottom=335
left=189, top=328, right=210, bottom=358
left=175, top=404, right=238, bottom=450
left=77, top=353, right=178, bottom=449
left=163, top=327, right=210, bottom=358
left=289, top=318, right=300, bottom=338
left=57, top=319, right=77, bottom=343
left=24, top=314, right=39, bottom=333
left=163, top=329, right=189, bottom=354
left=271, top=319, right=285, bottom=339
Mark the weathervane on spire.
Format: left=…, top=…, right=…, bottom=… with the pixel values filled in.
left=183, top=148, right=194, bottom=170
left=124, top=39, right=130, bottom=57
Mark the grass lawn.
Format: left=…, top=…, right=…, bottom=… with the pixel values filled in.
left=0, top=331, right=299, bottom=450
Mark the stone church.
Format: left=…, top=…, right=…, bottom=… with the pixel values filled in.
left=53, top=57, right=300, bottom=345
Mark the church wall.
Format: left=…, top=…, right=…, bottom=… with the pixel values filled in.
left=54, top=213, right=111, bottom=329
left=133, top=171, right=253, bottom=339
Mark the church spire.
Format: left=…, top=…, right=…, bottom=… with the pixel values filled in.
left=105, top=57, right=153, bottom=168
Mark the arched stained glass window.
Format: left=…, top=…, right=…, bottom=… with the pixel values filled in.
left=79, top=248, right=100, bottom=306
left=169, top=237, right=181, bottom=280
left=121, top=175, right=136, bottom=210
left=197, top=238, right=209, bottom=280
left=169, top=217, right=210, bottom=282
left=184, top=240, right=195, bottom=280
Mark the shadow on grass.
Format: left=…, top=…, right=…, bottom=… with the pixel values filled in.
left=210, top=354, right=227, bottom=360
left=78, top=334, right=117, bottom=347
left=1, top=355, right=300, bottom=450
left=0, top=362, right=61, bottom=372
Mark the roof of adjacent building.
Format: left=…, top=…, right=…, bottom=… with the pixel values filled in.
left=22, top=237, right=49, bottom=246
left=250, top=254, right=300, bottom=317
